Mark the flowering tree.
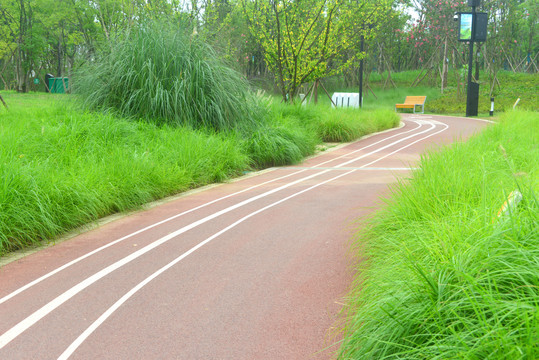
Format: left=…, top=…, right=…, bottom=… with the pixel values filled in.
left=402, top=0, right=537, bottom=92
left=404, top=0, right=469, bottom=92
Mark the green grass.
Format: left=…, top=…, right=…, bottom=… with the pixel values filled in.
left=241, top=98, right=399, bottom=167
left=372, top=70, right=539, bottom=114
left=260, top=101, right=400, bottom=142
left=362, top=86, right=442, bottom=112
left=0, top=92, right=251, bottom=254
left=315, top=107, right=399, bottom=142
left=338, top=110, right=539, bottom=359
left=368, top=70, right=423, bottom=85
left=327, top=70, right=538, bottom=115
left=0, top=92, right=399, bottom=255
left=428, top=71, right=539, bottom=114
left=316, top=85, right=441, bottom=112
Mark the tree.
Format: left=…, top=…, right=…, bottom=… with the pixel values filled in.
left=0, top=0, right=97, bottom=92
left=242, top=0, right=391, bottom=102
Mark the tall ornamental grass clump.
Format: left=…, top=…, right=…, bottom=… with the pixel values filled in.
left=339, top=111, right=539, bottom=359
left=74, top=22, right=260, bottom=130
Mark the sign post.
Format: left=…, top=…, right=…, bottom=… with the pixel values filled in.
left=457, top=0, right=488, bottom=117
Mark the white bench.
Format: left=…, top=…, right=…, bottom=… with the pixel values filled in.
left=331, top=93, right=360, bottom=108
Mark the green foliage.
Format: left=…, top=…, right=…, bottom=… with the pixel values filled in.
left=339, top=111, right=539, bottom=359
left=0, top=92, right=400, bottom=254
left=363, top=86, right=442, bottom=112
left=74, top=21, right=261, bottom=130
left=242, top=0, right=392, bottom=101
left=243, top=123, right=316, bottom=167
left=241, top=101, right=399, bottom=168
left=341, top=70, right=538, bottom=114
left=369, top=70, right=426, bottom=86
left=314, top=81, right=442, bottom=113
left=256, top=100, right=400, bottom=144
left=315, top=108, right=399, bottom=142
left=0, top=93, right=249, bottom=254
left=316, top=115, right=362, bottom=143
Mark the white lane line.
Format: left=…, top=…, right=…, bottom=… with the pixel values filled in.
left=0, top=168, right=332, bottom=349
left=331, top=122, right=435, bottom=169
left=0, top=121, right=436, bottom=349
left=0, top=121, right=422, bottom=305
left=284, top=167, right=418, bottom=171
left=307, top=121, right=423, bottom=167
left=0, top=170, right=336, bottom=348
left=360, top=122, right=448, bottom=169
left=58, top=121, right=449, bottom=359
left=0, top=170, right=307, bottom=306
left=57, top=167, right=359, bottom=360
left=427, top=113, right=496, bottom=123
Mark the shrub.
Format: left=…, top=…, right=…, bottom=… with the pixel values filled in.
left=74, top=21, right=260, bottom=130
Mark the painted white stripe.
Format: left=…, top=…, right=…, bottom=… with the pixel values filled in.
left=57, top=168, right=358, bottom=360
left=331, top=122, right=435, bottom=168
left=284, top=167, right=418, bottom=171
left=0, top=121, right=433, bottom=348
left=58, top=121, right=449, bottom=359
left=360, top=122, right=448, bottom=169
left=0, top=169, right=331, bottom=349
left=0, top=121, right=422, bottom=305
left=307, top=121, right=423, bottom=167
left=427, top=113, right=496, bottom=124
left=0, top=170, right=306, bottom=306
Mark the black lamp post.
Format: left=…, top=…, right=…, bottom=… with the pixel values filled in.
left=466, top=0, right=478, bottom=117
left=359, top=24, right=373, bottom=109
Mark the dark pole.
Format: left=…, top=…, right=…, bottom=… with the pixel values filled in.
left=466, top=3, right=476, bottom=116
left=359, top=34, right=364, bottom=108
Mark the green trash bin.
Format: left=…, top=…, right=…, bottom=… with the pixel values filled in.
left=48, top=77, right=69, bottom=93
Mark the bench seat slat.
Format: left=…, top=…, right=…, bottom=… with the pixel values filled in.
left=395, top=104, right=416, bottom=108
left=395, top=96, right=426, bottom=114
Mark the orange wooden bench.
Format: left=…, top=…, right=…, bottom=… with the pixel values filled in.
left=395, top=96, right=426, bottom=114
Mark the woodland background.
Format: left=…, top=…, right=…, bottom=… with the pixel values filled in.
left=0, top=0, right=537, bottom=99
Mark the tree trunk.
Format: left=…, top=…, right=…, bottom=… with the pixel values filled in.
left=0, top=93, right=8, bottom=109
left=527, top=18, right=534, bottom=72
left=57, top=39, right=62, bottom=77
left=441, top=36, right=448, bottom=94
left=16, top=0, right=26, bottom=92
left=57, top=22, right=64, bottom=77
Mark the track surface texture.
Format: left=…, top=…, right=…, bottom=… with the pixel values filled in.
left=0, top=114, right=489, bottom=359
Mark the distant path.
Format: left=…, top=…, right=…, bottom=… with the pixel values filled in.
left=0, top=114, right=489, bottom=359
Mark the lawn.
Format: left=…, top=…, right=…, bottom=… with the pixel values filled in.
left=323, top=70, right=538, bottom=116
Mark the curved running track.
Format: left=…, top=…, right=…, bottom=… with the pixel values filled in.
left=0, top=114, right=489, bottom=359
